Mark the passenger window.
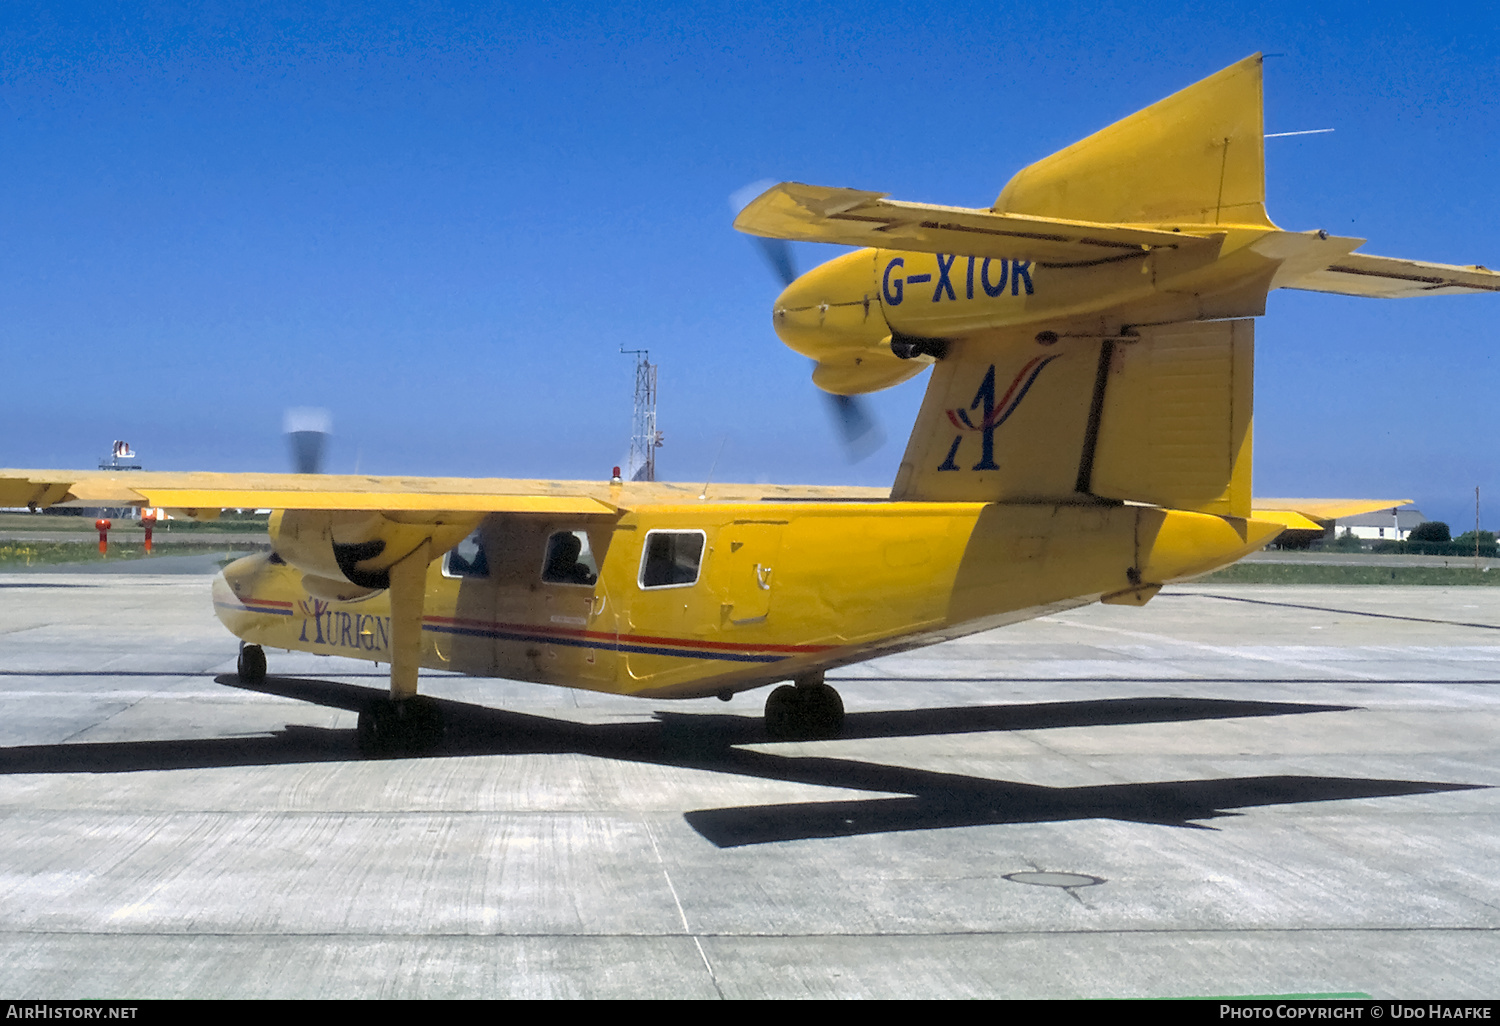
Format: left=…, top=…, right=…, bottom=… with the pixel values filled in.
left=444, top=531, right=489, bottom=579
left=639, top=530, right=705, bottom=589
left=542, top=530, right=599, bottom=586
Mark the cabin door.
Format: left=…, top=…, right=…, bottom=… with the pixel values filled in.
left=714, top=520, right=785, bottom=627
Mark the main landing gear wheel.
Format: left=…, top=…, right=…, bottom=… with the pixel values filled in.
left=356, top=696, right=444, bottom=758
left=236, top=643, right=267, bottom=683
left=764, top=680, right=845, bottom=740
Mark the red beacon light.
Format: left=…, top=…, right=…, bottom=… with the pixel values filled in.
left=94, top=518, right=112, bottom=555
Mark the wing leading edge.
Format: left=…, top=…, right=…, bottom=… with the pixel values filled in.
left=0, top=469, right=891, bottom=517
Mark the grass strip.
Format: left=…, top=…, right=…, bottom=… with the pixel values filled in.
left=0, top=540, right=266, bottom=568
left=1202, top=562, right=1500, bottom=585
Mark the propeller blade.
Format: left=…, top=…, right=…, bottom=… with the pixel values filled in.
left=754, top=236, right=798, bottom=288
left=731, top=180, right=798, bottom=287
left=734, top=180, right=884, bottom=462
left=823, top=392, right=884, bottom=462
left=283, top=407, right=331, bottom=475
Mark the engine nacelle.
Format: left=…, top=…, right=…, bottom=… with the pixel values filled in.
left=268, top=509, right=479, bottom=594
left=773, top=249, right=889, bottom=360
left=773, top=248, right=940, bottom=395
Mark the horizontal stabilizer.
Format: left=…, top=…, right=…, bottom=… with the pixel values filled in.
left=733, top=182, right=1220, bottom=264
left=1249, top=509, right=1325, bottom=532
left=1252, top=498, right=1411, bottom=522
left=1282, top=253, right=1500, bottom=298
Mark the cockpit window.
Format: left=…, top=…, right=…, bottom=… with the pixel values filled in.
left=541, top=530, right=599, bottom=586
left=639, top=530, right=704, bottom=589
left=443, top=531, right=489, bottom=579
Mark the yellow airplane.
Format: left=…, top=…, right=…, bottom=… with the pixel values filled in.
left=3, top=55, right=1494, bottom=755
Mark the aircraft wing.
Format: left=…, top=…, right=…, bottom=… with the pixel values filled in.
left=1252, top=498, right=1412, bottom=524
left=1282, top=253, right=1500, bottom=298
left=4, top=471, right=1412, bottom=527
left=733, top=181, right=1222, bottom=264
left=0, top=469, right=890, bottom=517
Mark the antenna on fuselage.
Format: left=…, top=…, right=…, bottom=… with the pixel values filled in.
left=620, top=347, right=662, bottom=482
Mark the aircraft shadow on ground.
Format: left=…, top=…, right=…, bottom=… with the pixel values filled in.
left=0, top=673, right=1480, bottom=847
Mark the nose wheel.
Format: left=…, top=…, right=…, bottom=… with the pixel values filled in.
left=765, top=676, right=844, bottom=740
left=236, top=643, right=267, bottom=683
left=356, top=696, right=445, bottom=758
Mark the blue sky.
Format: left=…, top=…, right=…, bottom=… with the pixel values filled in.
left=2, top=2, right=1497, bottom=528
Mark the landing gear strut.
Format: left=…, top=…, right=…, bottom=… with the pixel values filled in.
left=237, top=643, right=267, bottom=683
left=764, top=674, right=844, bottom=740
left=356, top=696, right=444, bottom=758
left=355, top=538, right=446, bottom=758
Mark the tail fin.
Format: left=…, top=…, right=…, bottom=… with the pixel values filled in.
left=888, top=58, right=1265, bottom=514
left=891, top=320, right=1253, bottom=519
left=994, top=54, right=1273, bottom=229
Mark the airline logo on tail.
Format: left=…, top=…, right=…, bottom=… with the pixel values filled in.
left=938, top=355, right=1060, bottom=471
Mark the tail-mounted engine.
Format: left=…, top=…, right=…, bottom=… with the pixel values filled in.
left=771, top=249, right=941, bottom=396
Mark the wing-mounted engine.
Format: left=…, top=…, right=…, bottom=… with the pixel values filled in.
left=269, top=509, right=481, bottom=600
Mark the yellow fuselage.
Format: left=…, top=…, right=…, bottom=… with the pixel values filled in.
left=214, top=500, right=1282, bottom=700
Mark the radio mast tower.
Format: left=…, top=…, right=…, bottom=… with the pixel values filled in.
left=621, top=347, right=662, bottom=481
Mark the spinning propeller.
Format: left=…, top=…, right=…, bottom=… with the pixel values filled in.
left=731, top=182, right=884, bottom=462
left=283, top=407, right=332, bottom=475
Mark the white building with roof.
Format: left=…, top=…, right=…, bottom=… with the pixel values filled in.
left=1335, top=507, right=1426, bottom=542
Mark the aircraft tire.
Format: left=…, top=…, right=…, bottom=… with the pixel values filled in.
left=356, top=705, right=384, bottom=757
left=400, top=696, right=445, bottom=753
left=797, top=682, right=844, bottom=738
left=764, top=684, right=801, bottom=739
left=764, top=682, right=844, bottom=740
left=805, top=682, right=845, bottom=737
left=357, top=697, right=444, bottom=758
left=236, top=643, right=267, bottom=684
